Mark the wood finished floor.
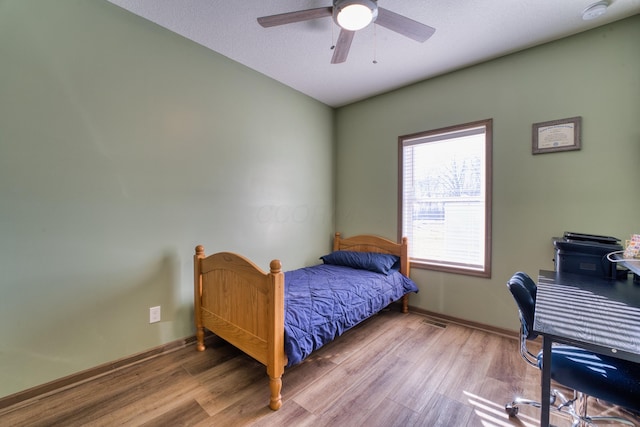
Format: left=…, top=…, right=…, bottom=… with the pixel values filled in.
left=1, top=309, right=637, bottom=427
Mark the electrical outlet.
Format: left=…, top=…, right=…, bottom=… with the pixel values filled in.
left=149, top=306, right=161, bottom=323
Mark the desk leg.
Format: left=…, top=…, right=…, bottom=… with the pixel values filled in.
left=540, top=336, right=552, bottom=427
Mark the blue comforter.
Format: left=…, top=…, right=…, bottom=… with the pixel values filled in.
left=283, top=264, right=419, bottom=366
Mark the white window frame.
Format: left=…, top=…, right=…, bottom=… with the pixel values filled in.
left=398, top=119, right=492, bottom=278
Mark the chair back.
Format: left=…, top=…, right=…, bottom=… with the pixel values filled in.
left=507, top=272, right=538, bottom=340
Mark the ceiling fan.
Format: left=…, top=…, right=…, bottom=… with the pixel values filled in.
left=257, top=0, right=436, bottom=64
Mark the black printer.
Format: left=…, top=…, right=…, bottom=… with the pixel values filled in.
left=553, top=232, right=625, bottom=279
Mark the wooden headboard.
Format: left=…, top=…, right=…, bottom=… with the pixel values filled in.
left=333, top=232, right=410, bottom=277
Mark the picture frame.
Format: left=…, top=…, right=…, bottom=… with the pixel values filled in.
left=532, top=116, right=582, bottom=154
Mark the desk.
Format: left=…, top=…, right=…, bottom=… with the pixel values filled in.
left=533, top=270, right=640, bottom=427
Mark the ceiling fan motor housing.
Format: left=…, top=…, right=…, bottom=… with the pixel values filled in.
left=333, top=0, right=379, bottom=30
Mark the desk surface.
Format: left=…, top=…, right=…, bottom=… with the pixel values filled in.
left=533, top=270, right=640, bottom=363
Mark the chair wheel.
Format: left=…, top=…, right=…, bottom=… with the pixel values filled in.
left=505, top=403, right=519, bottom=417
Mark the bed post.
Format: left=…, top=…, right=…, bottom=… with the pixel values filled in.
left=333, top=232, right=341, bottom=251
left=401, top=237, right=410, bottom=313
left=267, top=259, right=285, bottom=410
left=194, top=245, right=206, bottom=352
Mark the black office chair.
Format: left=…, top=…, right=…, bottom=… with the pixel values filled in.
left=505, top=271, right=640, bottom=427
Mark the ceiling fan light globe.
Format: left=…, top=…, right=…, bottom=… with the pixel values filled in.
left=334, top=0, right=378, bottom=31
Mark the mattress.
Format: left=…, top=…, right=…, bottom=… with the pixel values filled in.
left=283, top=264, right=419, bottom=366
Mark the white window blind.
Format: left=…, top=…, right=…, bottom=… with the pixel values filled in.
left=399, top=120, right=492, bottom=277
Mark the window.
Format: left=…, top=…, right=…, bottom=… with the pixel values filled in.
left=398, top=119, right=492, bottom=277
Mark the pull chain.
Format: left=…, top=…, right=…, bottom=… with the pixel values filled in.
left=372, top=24, right=378, bottom=64
left=330, top=22, right=335, bottom=50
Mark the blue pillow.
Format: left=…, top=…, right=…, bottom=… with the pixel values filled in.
left=320, top=250, right=400, bottom=275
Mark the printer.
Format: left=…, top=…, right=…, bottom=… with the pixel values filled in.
left=553, top=232, right=625, bottom=279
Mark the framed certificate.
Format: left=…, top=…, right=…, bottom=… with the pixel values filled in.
left=532, top=116, right=581, bottom=154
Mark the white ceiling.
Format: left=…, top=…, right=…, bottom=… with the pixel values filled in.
left=107, top=0, right=640, bottom=107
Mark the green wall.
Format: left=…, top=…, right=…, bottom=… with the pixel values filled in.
left=335, top=15, right=640, bottom=331
left=0, top=0, right=334, bottom=397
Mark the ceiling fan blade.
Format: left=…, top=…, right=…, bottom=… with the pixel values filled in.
left=331, top=29, right=355, bottom=64
left=257, top=7, right=332, bottom=28
left=376, top=8, right=436, bottom=43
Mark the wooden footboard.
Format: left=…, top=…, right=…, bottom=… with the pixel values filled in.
left=193, top=233, right=412, bottom=410
left=193, top=247, right=286, bottom=410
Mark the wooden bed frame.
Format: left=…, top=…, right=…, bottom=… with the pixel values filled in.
left=193, top=232, right=411, bottom=410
